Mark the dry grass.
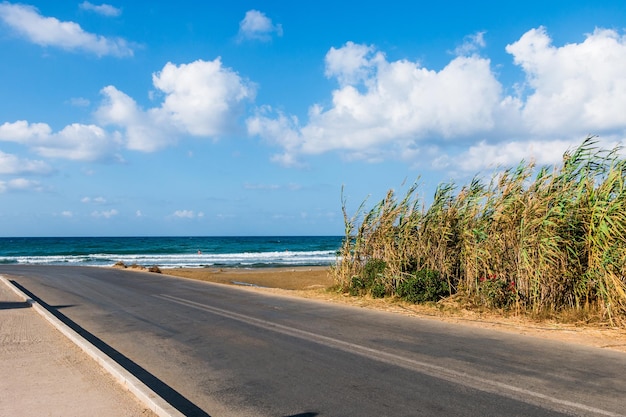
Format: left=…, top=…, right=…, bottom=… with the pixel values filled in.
left=332, top=137, right=626, bottom=326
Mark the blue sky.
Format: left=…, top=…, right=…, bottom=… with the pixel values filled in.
left=1, top=1, right=626, bottom=236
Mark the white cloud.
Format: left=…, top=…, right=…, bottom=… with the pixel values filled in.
left=173, top=210, right=195, bottom=219
left=249, top=41, right=504, bottom=165
left=246, top=107, right=304, bottom=167
left=244, top=182, right=280, bottom=190
left=324, top=42, right=383, bottom=86
left=153, top=59, right=255, bottom=136
left=0, top=2, right=132, bottom=57
left=91, top=209, right=118, bottom=218
left=237, top=10, right=282, bottom=42
left=0, top=178, right=42, bottom=193
left=9, top=178, right=38, bottom=190
left=97, top=86, right=173, bottom=152
left=0, top=150, right=52, bottom=175
left=98, top=58, right=255, bottom=151
left=0, top=119, right=51, bottom=141
left=79, top=2, right=122, bottom=17
left=61, top=211, right=73, bottom=217
left=454, top=139, right=574, bottom=172
left=506, top=27, right=626, bottom=136
left=0, top=120, right=122, bottom=161
left=68, top=97, right=90, bottom=107
left=453, top=31, right=486, bottom=56
left=37, top=123, right=119, bottom=160
left=248, top=28, right=626, bottom=172
left=1, top=57, right=254, bottom=160
left=81, top=196, right=106, bottom=204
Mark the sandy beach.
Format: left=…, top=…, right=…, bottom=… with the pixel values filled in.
left=160, top=266, right=334, bottom=290
left=160, top=266, right=626, bottom=353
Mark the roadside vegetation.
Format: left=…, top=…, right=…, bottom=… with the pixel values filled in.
left=331, top=137, right=626, bottom=326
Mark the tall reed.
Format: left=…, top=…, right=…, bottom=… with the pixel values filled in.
left=331, top=137, right=626, bottom=325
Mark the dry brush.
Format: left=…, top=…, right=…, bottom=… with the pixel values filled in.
left=331, top=137, right=626, bottom=325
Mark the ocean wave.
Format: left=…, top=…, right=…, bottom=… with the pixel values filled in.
left=0, top=249, right=339, bottom=268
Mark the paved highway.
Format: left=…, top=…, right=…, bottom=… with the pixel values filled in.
left=1, top=265, right=625, bottom=416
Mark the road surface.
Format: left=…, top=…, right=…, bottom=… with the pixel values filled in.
left=1, top=265, right=624, bottom=416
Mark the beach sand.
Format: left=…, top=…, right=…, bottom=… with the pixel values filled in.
left=160, top=266, right=333, bottom=290
left=158, top=266, right=626, bottom=353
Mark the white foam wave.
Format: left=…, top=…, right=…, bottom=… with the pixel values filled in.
left=0, top=250, right=339, bottom=268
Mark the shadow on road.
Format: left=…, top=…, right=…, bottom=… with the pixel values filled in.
left=11, top=280, right=211, bottom=417
left=0, top=301, right=31, bottom=310
left=283, top=413, right=319, bottom=417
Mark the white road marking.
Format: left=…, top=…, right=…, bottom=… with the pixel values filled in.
left=155, top=293, right=623, bottom=417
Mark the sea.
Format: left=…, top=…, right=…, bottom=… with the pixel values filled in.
left=0, top=236, right=344, bottom=269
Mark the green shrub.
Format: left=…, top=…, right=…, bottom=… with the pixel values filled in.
left=349, top=276, right=367, bottom=296
left=397, top=269, right=449, bottom=303
left=478, top=275, right=517, bottom=308
left=348, top=258, right=387, bottom=296
left=364, top=258, right=386, bottom=279
left=371, top=282, right=387, bottom=298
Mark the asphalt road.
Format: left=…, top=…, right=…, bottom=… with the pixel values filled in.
left=1, top=265, right=625, bottom=417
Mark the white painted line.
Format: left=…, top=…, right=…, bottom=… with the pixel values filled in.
left=156, top=293, right=624, bottom=417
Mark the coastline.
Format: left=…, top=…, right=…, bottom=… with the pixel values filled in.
left=160, top=266, right=626, bottom=353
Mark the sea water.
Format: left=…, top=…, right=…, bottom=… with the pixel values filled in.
left=0, top=236, right=343, bottom=268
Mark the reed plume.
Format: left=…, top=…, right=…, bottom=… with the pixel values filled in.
left=332, top=137, right=626, bottom=325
